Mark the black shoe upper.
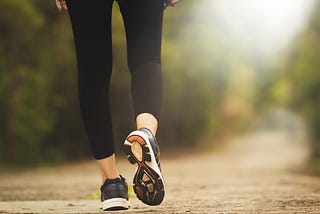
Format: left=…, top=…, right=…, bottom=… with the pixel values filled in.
left=139, top=128, right=161, bottom=171
left=100, top=175, right=128, bottom=202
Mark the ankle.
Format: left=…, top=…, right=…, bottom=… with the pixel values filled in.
left=96, top=154, right=120, bottom=183
left=136, top=113, right=158, bottom=135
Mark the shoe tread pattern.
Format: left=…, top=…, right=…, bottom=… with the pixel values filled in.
left=124, top=133, right=165, bottom=205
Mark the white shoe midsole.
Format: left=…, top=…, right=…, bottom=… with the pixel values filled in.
left=126, top=130, right=165, bottom=189
left=101, top=198, right=130, bottom=210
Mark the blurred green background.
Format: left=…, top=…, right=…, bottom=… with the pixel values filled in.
left=0, top=0, right=319, bottom=172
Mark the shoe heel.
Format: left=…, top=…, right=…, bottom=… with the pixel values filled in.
left=124, top=135, right=152, bottom=163
left=133, top=177, right=165, bottom=206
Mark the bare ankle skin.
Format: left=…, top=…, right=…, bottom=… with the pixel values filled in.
left=96, top=154, right=119, bottom=183
left=136, top=113, right=158, bottom=136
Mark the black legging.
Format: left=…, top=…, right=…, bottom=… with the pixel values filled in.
left=66, top=0, right=164, bottom=159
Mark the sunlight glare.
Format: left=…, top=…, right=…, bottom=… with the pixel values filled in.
left=199, top=0, right=316, bottom=57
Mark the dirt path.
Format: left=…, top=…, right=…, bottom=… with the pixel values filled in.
left=1, top=131, right=320, bottom=213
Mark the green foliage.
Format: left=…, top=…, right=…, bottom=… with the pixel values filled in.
left=270, top=2, right=320, bottom=159
left=0, top=0, right=47, bottom=164
left=290, top=6, right=320, bottom=158
left=0, top=0, right=87, bottom=165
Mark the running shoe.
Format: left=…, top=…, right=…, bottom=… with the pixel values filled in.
left=100, top=175, right=130, bottom=211
left=124, top=128, right=165, bottom=205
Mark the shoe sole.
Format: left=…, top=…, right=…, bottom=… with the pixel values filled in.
left=124, top=130, right=165, bottom=206
left=101, top=198, right=130, bottom=211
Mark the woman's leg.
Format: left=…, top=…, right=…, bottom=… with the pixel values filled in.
left=118, top=0, right=165, bottom=205
left=66, top=0, right=119, bottom=181
left=118, top=0, right=164, bottom=132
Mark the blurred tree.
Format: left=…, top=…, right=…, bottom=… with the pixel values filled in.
left=0, top=0, right=88, bottom=165
left=289, top=2, right=320, bottom=159
left=0, top=0, right=45, bottom=163
left=270, top=2, right=320, bottom=166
